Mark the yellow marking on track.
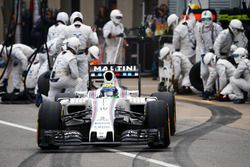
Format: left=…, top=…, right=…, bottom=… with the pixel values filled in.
left=175, top=95, right=215, bottom=105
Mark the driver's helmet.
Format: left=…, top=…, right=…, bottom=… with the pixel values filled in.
left=100, top=84, right=118, bottom=97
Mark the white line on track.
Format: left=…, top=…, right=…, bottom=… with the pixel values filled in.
left=0, top=119, right=180, bottom=167
left=105, top=148, right=180, bottom=167
left=0, top=120, right=36, bottom=132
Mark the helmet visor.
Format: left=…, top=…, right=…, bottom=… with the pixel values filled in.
left=202, top=17, right=212, bottom=21
left=115, top=16, right=123, bottom=19
left=233, top=54, right=242, bottom=64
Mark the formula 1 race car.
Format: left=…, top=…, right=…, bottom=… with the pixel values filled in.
left=37, top=64, right=176, bottom=149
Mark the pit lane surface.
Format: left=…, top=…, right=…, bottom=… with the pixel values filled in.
left=1, top=78, right=250, bottom=167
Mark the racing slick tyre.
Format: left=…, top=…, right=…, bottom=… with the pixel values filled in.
left=145, top=100, right=171, bottom=148
left=37, top=101, right=62, bottom=149
left=151, top=92, right=176, bottom=136
left=55, top=93, right=75, bottom=101
left=189, top=62, right=203, bottom=92
left=37, top=71, right=50, bottom=96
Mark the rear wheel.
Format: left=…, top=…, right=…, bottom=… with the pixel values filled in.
left=152, top=92, right=176, bottom=136
left=37, top=101, right=62, bottom=149
left=189, top=62, right=203, bottom=91
left=145, top=101, right=171, bottom=148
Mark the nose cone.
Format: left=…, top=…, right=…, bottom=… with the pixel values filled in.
left=97, top=131, right=107, bottom=140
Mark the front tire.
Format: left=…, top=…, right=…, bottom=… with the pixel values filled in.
left=152, top=92, right=176, bottom=136
left=37, top=101, right=62, bottom=149
left=145, top=101, right=171, bottom=148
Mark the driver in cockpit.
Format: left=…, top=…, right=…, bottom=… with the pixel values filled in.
left=100, top=84, right=118, bottom=98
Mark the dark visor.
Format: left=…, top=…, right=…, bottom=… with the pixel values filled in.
left=116, top=16, right=123, bottom=19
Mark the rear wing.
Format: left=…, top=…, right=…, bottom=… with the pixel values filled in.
left=88, top=64, right=141, bottom=96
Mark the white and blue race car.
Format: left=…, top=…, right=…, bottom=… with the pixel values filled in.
left=37, top=64, right=176, bottom=149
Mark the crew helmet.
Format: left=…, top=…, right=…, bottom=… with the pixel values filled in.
left=159, top=46, right=170, bottom=60
left=232, top=47, right=248, bottom=64
left=229, top=19, right=244, bottom=36
left=101, top=86, right=118, bottom=97
left=190, top=3, right=200, bottom=10
left=203, top=52, right=217, bottom=66
left=167, top=14, right=179, bottom=29
left=230, top=44, right=238, bottom=53
left=70, top=11, right=83, bottom=24
left=66, top=37, right=81, bottom=54
left=88, top=46, right=99, bottom=61
left=201, top=10, right=212, bottom=27
left=110, top=9, right=123, bottom=24
left=56, top=12, right=69, bottom=25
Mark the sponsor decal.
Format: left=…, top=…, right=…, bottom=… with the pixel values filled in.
left=92, top=65, right=138, bottom=72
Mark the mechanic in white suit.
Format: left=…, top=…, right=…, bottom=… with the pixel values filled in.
left=0, top=44, right=35, bottom=94
left=202, top=52, right=236, bottom=100
left=25, top=57, right=40, bottom=93
left=167, top=9, right=197, bottom=64
left=37, top=12, right=69, bottom=76
left=65, top=11, right=99, bottom=91
left=103, top=9, right=125, bottom=64
left=37, top=36, right=65, bottom=76
left=47, top=12, right=69, bottom=41
left=159, top=46, right=192, bottom=93
left=195, top=10, right=223, bottom=96
left=47, top=37, right=83, bottom=101
left=228, top=47, right=250, bottom=104
left=213, top=19, right=246, bottom=60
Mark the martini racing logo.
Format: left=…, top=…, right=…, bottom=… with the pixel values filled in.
left=92, top=65, right=138, bottom=72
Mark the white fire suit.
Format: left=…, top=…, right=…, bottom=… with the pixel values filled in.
left=3, top=44, right=35, bottom=90
left=103, top=20, right=125, bottom=64
left=196, top=23, right=223, bottom=91
left=65, top=21, right=98, bottom=91
left=35, top=36, right=66, bottom=91
left=25, top=60, right=40, bottom=89
left=172, top=17, right=196, bottom=64
left=229, top=58, right=250, bottom=100
left=171, top=51, right=192, bottom=87
left=48, top=50, right=83, bottom=101
left=214, top=29, right=248, bottom=59
left=204, top=59, right=235, bottom=92
left=47, top=22, right=67, bottom=42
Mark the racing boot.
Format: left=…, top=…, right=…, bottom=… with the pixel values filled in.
left=181, top=86, right=192, bottom=94
left=202, top=91, right=214, bottom=100
left=0, top=78, right=8, bottom=95
left=158, top=82, right=167, bottom=92
left=0, top=85, right=7, bottom=95
left=217, top=94, right=230, bottom=101
left=12, top=88, right=20, bottom=95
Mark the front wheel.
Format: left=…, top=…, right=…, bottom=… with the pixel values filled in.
left=152, top=92, right=176, bottom=136
left=145, top=100, right=171, bottom=148
left=37, top=101, right=62, bottom=149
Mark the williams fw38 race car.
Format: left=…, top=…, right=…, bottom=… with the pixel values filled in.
left=37, top=64, right=176, bottom=149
